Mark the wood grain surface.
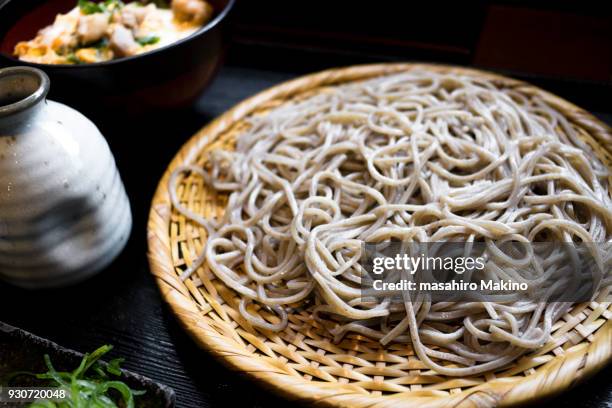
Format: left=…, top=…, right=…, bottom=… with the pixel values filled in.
left=1, top=65, right=611, bottom=408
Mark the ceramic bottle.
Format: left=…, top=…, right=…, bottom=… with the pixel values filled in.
left=0, top=66, right=132, bottom=288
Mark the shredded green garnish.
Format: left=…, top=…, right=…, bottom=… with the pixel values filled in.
left=136, top=35, right=160, bottom=46
left=102, top=0, right=124, bottom=11
left=78, top=0, right=104, bottom=14
left=66, top=53, right=82, bottom=64
left=78, top=0, right=123, bottom=15
left=83, top=37, right=109, bottom=49
left=10, top=345, right=145, bottom=408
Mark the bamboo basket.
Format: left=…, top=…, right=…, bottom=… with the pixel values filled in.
left=147, top=63, right=612, bottom=408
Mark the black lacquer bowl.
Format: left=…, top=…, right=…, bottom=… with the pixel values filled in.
left=0, top=0, right=234, bottom=113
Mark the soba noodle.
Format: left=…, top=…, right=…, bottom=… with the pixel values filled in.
left=169, top=71, right=612, bottom=376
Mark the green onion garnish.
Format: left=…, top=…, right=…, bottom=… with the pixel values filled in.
left=9, top=345, right=145, bottom=408
left=136, top=35, right=161, bottom=46
left=78, top=0, right=105, bottom=14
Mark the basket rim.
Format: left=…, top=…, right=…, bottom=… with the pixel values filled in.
left=146, top=62, right=612, bottom=408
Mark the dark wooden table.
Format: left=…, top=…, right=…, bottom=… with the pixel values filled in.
left=1, top=61, right=611, bottom=408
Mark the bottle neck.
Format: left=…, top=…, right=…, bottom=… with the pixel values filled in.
left=0, top=67, right=50, bottom=132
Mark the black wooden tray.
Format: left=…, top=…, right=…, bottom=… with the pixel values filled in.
left=0, top=322, right=175, bottom=407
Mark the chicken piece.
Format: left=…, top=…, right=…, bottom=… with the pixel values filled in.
left=109, top=25, right=140, bottom=57
left=118, top=3, right=155, bottom=29
left=38, top=8, right=80, bottom=52
left=77, top=13, right=109, bottom=44
left=136, top=7, right=167, bottom=38
left=172, top=0, right=213, bottom=26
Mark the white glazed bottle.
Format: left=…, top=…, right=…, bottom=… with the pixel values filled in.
left=0, top=66, right=132, bottom=288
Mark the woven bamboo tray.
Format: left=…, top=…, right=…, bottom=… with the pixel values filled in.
left=147, top=63, right=612, bottom=408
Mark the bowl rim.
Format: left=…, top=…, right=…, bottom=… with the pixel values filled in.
left=0, top=0, right=235, bottom=69
left=0, top=66, right=49, bottom=117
